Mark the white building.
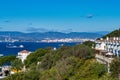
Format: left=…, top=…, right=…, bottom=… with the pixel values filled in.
left=95, top=37, right=120, bottom=57
left=17, top=50, right=31, bottom=63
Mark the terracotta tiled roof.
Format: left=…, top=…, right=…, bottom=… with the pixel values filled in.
left=19, top=50, right=29, bottom=53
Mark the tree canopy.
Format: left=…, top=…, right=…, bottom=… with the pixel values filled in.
left=103, top=29, right=120, bottom=38
left=83, top=41, right=96, bottom=48
left=0, top=56, right=16, bottom=66
left=11, top=58, right=23, bottom=72
left=110, top=58, right=120, bottom=80
left=4, top=44, right=113, bottom=80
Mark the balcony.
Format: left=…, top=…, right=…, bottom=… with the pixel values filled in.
left=95, top=54, right=113, bottom=64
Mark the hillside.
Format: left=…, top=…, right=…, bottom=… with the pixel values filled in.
left=3, top=44, right=113, bottom=80
left=0, top=31, right=104, bottom=41
left=102, top=29, right=120, bottom=38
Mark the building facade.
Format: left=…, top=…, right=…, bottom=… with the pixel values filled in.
left=95, top=37, right=120, bottom=57
left=95, top=37, right=120, bottom=73
left=17, top=50, right=31, bottom=63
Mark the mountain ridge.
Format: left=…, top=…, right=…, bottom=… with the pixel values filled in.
left=0, top=31, right=108, bottom=41
left=102, top=29, right=120, bottom=38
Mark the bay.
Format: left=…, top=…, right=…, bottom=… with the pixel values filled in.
left=0, top=42, right=80, bottom=56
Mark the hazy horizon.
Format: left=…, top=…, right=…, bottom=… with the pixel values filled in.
left=0, top=30, right=110, bottom=34
left=0, top=0, right=120, bottom=32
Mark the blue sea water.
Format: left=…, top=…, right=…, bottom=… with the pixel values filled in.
left=0, top=42, right=80, bottom=56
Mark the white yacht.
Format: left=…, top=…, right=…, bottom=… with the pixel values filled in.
left=6, top=44, right=24, bottom=48
left=19, top=45, right=24, bottom=48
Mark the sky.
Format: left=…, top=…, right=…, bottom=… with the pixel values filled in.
left=0, top=0, right=120, bottom=33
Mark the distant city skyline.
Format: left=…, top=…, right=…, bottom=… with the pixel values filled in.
left=0, top=0, right=120, bottom=32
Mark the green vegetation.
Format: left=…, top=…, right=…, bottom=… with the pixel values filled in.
left=83, top=41, right=96, bottom=48
left=11, top=58, right=23, bottom=72
left=2, top=44, right=118, bottom=80
left=0, top=56, right=16, bottom=66
left=1, top=29, right=120, bottom=80
left=103, top=29, right=120, bottom=38
left=24, top=48, right=48, bottom=68
left=110, top=58, right=120, bottom=80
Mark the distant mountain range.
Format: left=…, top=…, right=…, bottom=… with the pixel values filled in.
left=0, top=31, right=109, bottom=41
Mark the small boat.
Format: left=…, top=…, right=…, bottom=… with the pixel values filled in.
left=60, top=44, right=64, bottom=46
left=19, top=45, right=24, bottom=48
left=6, top=44, right=16, bottom=48
left=6, top=44, right=24, bottom=48
left=53, top=47, right=57, bottom=50
left=0, top=54, right=3, bottom=57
